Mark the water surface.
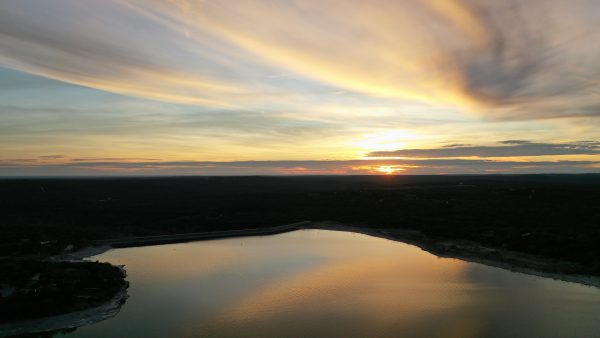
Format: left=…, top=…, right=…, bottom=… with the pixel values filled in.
left=63, top=230, right=600, bottom=338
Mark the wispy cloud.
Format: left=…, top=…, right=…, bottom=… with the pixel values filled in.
left=1, top=0, right=600, bottom=119
left=369, top=140, right=600, bottom=158
left=37, top=154, right=65, bottom=160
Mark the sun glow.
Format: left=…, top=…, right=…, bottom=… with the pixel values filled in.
left=375, top=165, right=404, bottom=175
left=355, top=130, right=417, bottom=153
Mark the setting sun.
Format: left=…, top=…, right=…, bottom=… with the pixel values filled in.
left=375, top=165, right=404, bottom=175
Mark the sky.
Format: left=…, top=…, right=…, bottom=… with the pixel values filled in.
left=1, top=0, right=600, bottom=175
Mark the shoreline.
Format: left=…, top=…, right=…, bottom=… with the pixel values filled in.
left=73, top=220, right=600, bottom=288
left=305, top=222, right=600, bottom=289
left=5, top=220, right=599, bottom=337
left=54, top=221, right=312, bottom=262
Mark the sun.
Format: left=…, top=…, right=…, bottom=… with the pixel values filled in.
left=375, top=165, right=404, bottom=175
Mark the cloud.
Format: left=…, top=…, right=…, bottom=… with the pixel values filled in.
left=0, top=158, right=597, bottom=176
left=37, top=155, right=65, bottom=159
left=0, top=1, right=324, bottom=108
left=368, top=141, right=600, bottom=158
left=1, top=0, right=600, bottom=119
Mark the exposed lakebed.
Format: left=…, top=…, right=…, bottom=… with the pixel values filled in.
left=59, top=229, right=600, bottom=337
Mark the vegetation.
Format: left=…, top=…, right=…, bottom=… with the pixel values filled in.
left=1, top=175, right=600, bottom=274
left=0, top=260, right=126, bottom=323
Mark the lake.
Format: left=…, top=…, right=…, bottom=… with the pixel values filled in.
left=62, top=229, right=600, bottom=338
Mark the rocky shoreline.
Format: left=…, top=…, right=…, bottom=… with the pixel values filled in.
left=307, top=222, right=600, bottom=288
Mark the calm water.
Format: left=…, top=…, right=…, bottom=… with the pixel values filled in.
left=63, top=230, right=600, bottom=338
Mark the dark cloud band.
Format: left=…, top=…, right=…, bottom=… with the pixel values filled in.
left=0, top=157, right=597, bottom=176
left=369, top=141, right=600, bottom=158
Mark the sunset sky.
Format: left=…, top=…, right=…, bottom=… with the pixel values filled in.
left=1, top=0, right=600, bottom=175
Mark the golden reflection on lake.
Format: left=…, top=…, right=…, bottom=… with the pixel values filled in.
left=67, top=230, right=600, bottom=338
